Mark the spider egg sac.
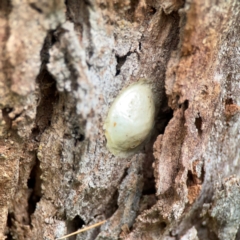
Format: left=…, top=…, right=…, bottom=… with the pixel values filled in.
left=104, top=81, right=155, bottom=157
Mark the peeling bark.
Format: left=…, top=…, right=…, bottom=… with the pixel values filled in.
left=0, top=0, right=240, bottom=240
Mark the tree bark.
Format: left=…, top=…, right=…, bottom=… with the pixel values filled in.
left=0, top=0, right=240, bottom=240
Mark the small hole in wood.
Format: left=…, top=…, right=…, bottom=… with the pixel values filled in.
left=159, top=222, right=167, bottom=229
left=195, top=114, right=202, bottom=136
left=67, top=216, right=85, bottom=240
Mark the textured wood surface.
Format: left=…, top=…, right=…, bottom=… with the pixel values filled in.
left=0, top=1, right=239, bottom=240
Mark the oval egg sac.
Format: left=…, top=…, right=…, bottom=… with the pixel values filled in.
left=104, top=80, right=156, bottom=157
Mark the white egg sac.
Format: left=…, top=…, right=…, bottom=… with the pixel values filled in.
left=104, top=81, right=155, bottom=157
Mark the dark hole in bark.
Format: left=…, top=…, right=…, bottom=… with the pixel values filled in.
left=115, top=52, right=131, bottom=76
left=5, top=212, right=14, bottom=239
left=40, top=30, right=59, bottom=65
left=105, top=188, right=119, bottom=219
left=35, top=70, right=58, bottom=133
left=142, top=145, right=156, bottom=198
left=72, top=127, right=85, bottom=142
left=116, top=69, right=121, bottom=76
left=149, top=6, right=157, bottom=15
left=2, top=107, right=13, bottom=114
left=178, top=99, right=189, bottom=109
left=142, top=183, right=155, bottom=195
left=183, top=100, right=189, bottom=110
left=159, top=222, right=167, bottom=230
left=31, top=127, right=40, bottom=141
left=201, top=163, right=205, bottom=183
left=195, top=114, right=203, bottom=136
left=7, top=212, right=14, bottom=228
left=88, top=49, right=94, bottom=58
left=78, top=134, right=85, bottom=141
left=67, top=215, right=85, bottom=240
left=2, top=107, right=13, bottom=129
left=35, top=30, right=59, bottom=135
left=156, top=106, right=173, bottom=134
left=27, top=157, right=42, bottom=224
left=225, top=97, right=233, bottom=105
left=187, top=170, right=194, bottom=186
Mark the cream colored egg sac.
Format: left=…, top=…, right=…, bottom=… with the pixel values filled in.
left=103, top=80, right=156, bottom=157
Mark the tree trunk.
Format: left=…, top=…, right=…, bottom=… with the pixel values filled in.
left=0, top=0, right=240, bottom=240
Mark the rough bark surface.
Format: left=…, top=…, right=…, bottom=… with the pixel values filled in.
left=0, top=0, right=239, bottom=240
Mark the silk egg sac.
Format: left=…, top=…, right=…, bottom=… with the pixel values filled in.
left=104, top=80, right=155, bottom=157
